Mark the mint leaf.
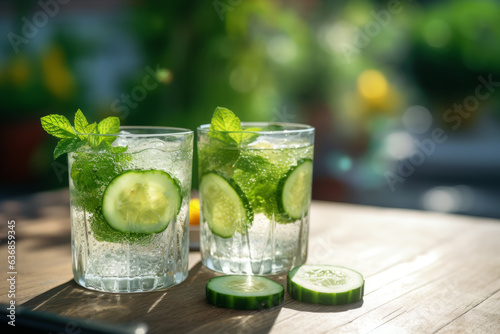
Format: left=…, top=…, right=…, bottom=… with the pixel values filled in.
left=233, top=151, right=291, bottom=224
left=209, top=107, right=243, bottom=144
left=41, top=114, right=76, bottom=139
left=110, top=145, right=128, bottom=153
left=234, top=154, right=271, bottom=173
left=86, top=122, right=97, bottom=133
left=210, top=107, right=241, bottom=132
left=70, top=151, right=129, bottom=194
left=74, top=109, right=89, bottom=140
left=86, top=122, right=100, bottom=148
left=98, top=116, right=120, bottom=146
left=208, top=107, right=262, bottom=145
left=54, top=137, right=85, bottom=159
left=199, top=141, right=240, bottom=177
left=241, top=127, right=260, bottom=145
left=98, top=116, right=120, bottom=135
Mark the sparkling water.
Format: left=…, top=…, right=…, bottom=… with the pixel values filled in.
left=198, top=132, right=314, bottom=275
left=69, top=130, right=192, bottom=292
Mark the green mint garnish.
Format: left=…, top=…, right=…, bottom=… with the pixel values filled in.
left=41, top=109, right=125, bottom=159
left=110, top=145, right=128, bottom=154
left=41, top=114, right=76, bottom=139
left=200, top=107, right=265, bottom=177
left=233, top=152, right=291, bottom=224
left=53, top=137, right=87, bottom=160
left=44, top=110, right=143, bottom=244
left=209, top=106, right=243, bottom=144
left=209, top=107, right=260, bottom=145
left=97, top=116, right=120, bottom=146
left=74, top=109, right=89, bottom=140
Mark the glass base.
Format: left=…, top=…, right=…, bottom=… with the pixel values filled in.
left=202, top=256, right=306, bottom=275
left=74, top=272, right=187, bottom=293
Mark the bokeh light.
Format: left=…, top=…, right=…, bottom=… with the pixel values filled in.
left=384, top=131, right=415, bottom=160
left=357, top=70, right=388, bottom=102
left=402, top=106, right=433, bottom=134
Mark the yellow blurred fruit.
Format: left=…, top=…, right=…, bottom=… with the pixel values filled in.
left=189, top=198, right=200, bottom=226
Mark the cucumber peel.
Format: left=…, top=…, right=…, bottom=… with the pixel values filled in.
left=278, top=159, right=313, bottom=220
left=199, top=172, right=253, bottom=238
left=287, top=264, right=364, bottom=305
left=206, top=275, right=284, bottom=310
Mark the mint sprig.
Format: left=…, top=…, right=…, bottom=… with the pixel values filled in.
left=41, top=109, right=124, bottom=159
left=53, top=137, right=87, bottom=159
left=208, top=107, right=260, bottom=145
left=209, top=107, right=242, bottom=144
left=74, top=109, right=89, bottom=140
left=41, top=114, right=76, bottom=139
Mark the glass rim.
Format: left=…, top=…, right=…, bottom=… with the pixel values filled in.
left=75, top=125, right=193, bottom=137
left=197, top=122, right=315, bottom=134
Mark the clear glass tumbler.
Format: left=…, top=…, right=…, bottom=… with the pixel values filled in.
left=69, top=126, right=193, bottom=292
left=197, top=123, right=314, bottom=275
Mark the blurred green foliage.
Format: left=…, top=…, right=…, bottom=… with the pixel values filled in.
left=1, top=0, right=499, bottom=194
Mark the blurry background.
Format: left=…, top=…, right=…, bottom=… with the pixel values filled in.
left=1, top=0, right=500, bottom=218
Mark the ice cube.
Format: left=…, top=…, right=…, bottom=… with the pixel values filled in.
left=127, top=138, right=182, bottom=153
left=112, top=131, right=132, bottom=147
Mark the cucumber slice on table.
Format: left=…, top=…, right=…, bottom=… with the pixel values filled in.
left=287, top=264, right=364, bottom=305
left=102, top=170, right=181, bottom=234
left=199, top=173, right=252, bottom=238
left=278, top=159, right=313, bottom=220
left=206, top=275, right=284, bottom=310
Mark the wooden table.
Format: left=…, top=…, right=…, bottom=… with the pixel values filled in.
left=1, top=189, right=500, bottom=333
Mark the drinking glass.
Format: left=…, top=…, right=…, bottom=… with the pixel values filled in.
left=69, top=126, right=193, bottom=292
left=197, top=123, right=314, bottom=275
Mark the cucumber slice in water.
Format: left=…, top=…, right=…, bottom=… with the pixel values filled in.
left=206, top=275, right=284, bottom=310
left=102, top=170, right=181, bottom=234
left=287, top=264, right=364, bottom=305
left=199, top=173, right=252, bottom=238
left=278, top=159, right=313, bottom=220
